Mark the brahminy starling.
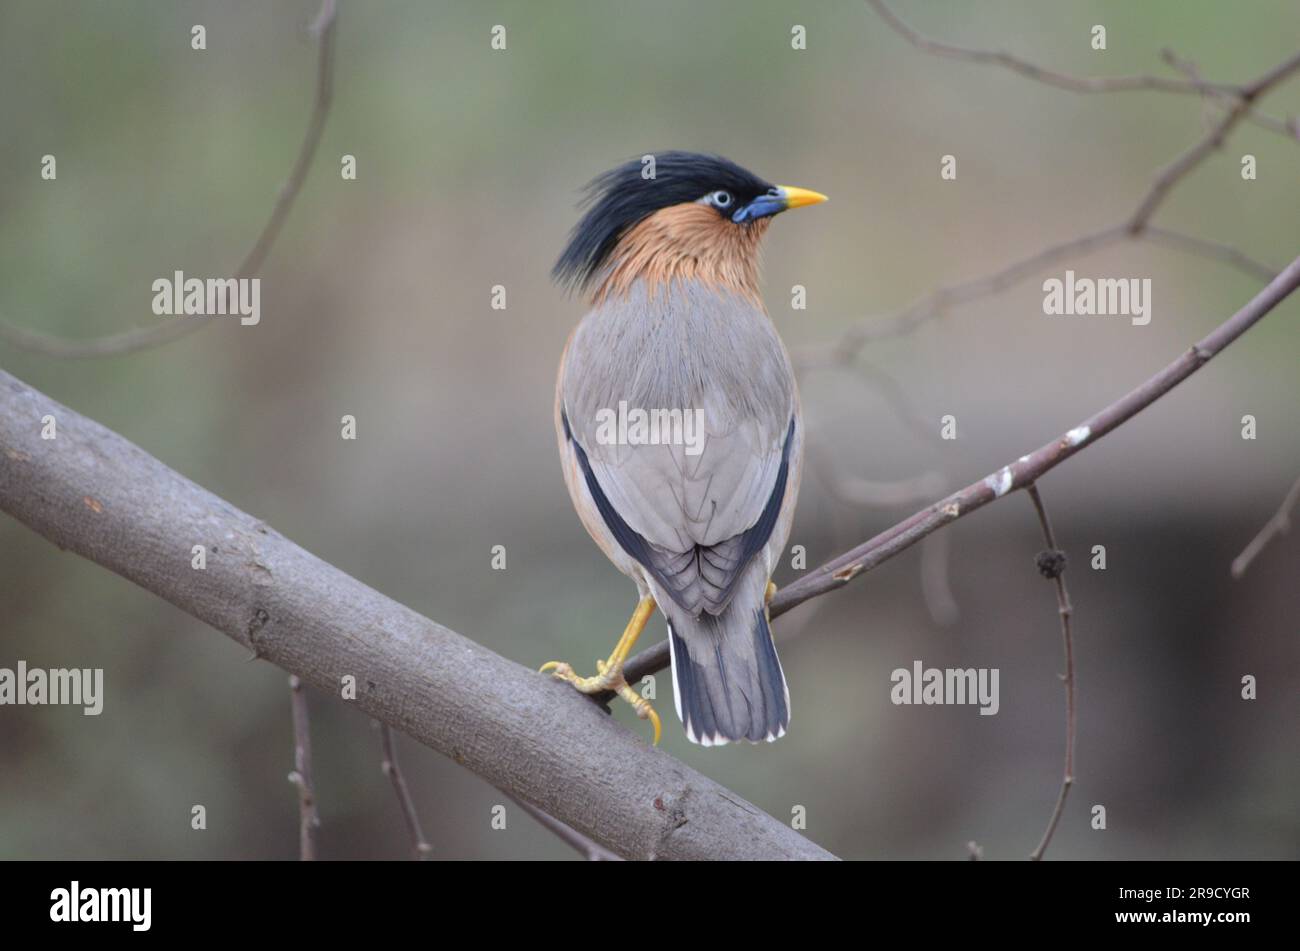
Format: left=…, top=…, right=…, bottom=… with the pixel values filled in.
left=543, top=152, right=826, bottom=746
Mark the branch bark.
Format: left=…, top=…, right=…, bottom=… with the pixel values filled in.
left=0, top=372, right=833, bottom=861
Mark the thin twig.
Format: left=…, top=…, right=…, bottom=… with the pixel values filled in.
left=287, top=674, right=320, bottom=861
left=806, top=224, right=1278, bottom=361
left=504, top=793, right=623, bottom=861
left=377, top=721, right=433, bottom=859
left=1155, top=47, right=1300, bottom=143
left=1231, top=475, right=1300, bottom=578
left=0, top=0, right=339, bottom=358
left=819, top=5, right=1300, bottom=353
left=864, top=0, right=1244, bottom=96
left=1025, top=485, right=1075, bottom=862
left=872, top=0, right=1299, bottom=142
left=1126, top=95, right=1254, bottom=233
left=820, top=226, right=1126, bottom=352
left=1142, top=227, right=1277, bottom=284
left=1243, top=109, right=1300, bottom=141
left=1122, top=48, right=1300, bottom=234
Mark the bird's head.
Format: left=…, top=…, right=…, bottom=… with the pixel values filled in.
left=554, top=151, right=827, bottom=303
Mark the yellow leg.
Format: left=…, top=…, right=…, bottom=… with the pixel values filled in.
left=540, top=596, right=661, bottom=745
left=765, top=581, right=777, bottom=606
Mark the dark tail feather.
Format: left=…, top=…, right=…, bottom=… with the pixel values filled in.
left=667, top=606, right=790, bottom=746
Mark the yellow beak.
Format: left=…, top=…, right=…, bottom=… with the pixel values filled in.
left=776, top=185, right=829, bottom=210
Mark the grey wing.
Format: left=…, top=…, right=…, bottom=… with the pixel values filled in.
left=559, top=283, right=797, bottom=617
left=564, top=410, right=796, bottom=616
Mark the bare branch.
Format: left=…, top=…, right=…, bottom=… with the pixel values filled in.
left=1231, top=475, right=1300, bottom=578
left=623, top=253, right=1300, bottom=687
left=811, top=223, right=1279, bottom=357
left=1090, top=40, right=1298, bottom=234
left=0, top=372, right=834, bottom=861
left=0, top=0, right=339, bottom=359
left=1126, top=95, right=1253, bottom=233
left=823, top=8, right=1300, bottom=353
left=287, top=674, right=320, bottom=861
left=1142, top=227, right=1277, bottom=284
left=1025, top=485, right=1075, bottom=862
left=820, top=226, right=1127, bottom=351
left=865, top=0, right=1244, bottom=97
left=377, top=722, right=433, bottom=860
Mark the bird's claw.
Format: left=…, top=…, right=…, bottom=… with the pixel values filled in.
left=617, top=681, right=662, bottom=746
left=539, top=659, right=662, bottom=746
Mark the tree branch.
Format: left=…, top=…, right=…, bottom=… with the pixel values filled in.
left=287, top=673, right=320, bottom=860
left=0, top=371, right=834, bottom=861
left=1231, top=474, right=1300, bottom=578
left=376, top=721, right=433, bottom=860
left=865, top=0, right=1245, bottom=97
left=0, top=0, right=338, bottom=359
left=622, top=253, right=1300, bottom=687
left=1025, top=485, right=1075, bottom=862
left=821, top=4, right=1300, bottom=352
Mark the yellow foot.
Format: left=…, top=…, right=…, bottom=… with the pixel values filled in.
left=538, top=660, right=662, bottom=746
left=765, top=581, right=777, bottom=606
left=540, top=596, right=661, bottom=745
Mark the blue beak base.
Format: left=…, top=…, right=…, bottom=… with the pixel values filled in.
left=731, top=184, right=829, bottom=224
left=732, top=190, right=787, bottom=224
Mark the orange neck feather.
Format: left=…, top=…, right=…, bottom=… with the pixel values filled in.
left=593, top=203, right=769, bottom=306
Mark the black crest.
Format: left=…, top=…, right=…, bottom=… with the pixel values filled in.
left=552, top=151, right=774, bottom=291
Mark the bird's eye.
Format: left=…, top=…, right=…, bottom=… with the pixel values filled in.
left=711, top=190, right=733, bottom=207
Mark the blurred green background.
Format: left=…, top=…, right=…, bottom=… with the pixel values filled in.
left=1, top=0, right=1297, bottom=860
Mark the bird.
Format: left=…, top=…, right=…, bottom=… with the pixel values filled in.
left=541, top=151, right=826, bottom=746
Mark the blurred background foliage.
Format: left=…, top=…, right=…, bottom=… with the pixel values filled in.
left=0, top=0, right=1297, bottom=859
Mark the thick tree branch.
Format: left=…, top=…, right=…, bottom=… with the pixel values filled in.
left=0, top=372, right=833, bottom=861
left=623, top=253, right=1300, bottom=687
